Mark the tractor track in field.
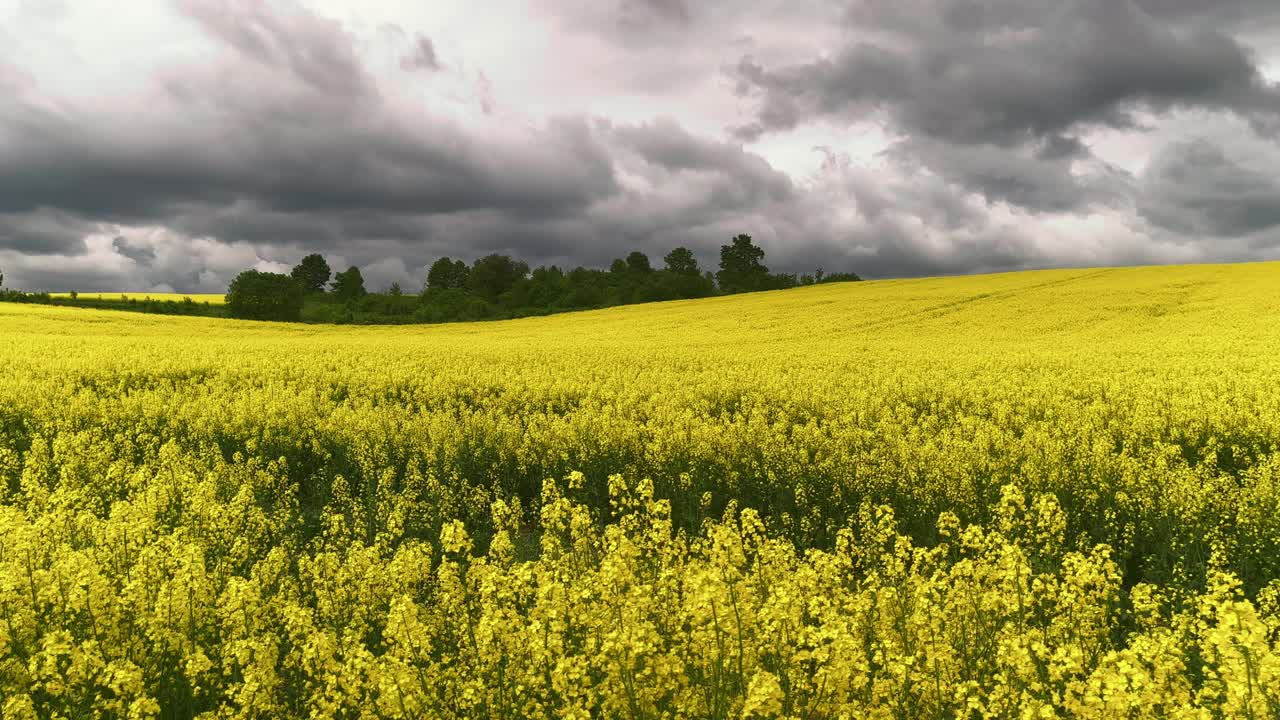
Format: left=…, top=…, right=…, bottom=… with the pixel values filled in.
left=844, top=268, right=1115, bottom=333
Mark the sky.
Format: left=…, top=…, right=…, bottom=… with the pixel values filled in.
left=2, top=0, right=1280, bottom=292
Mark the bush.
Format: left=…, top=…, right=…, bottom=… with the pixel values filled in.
left=225, top=270, right=305, bottom=321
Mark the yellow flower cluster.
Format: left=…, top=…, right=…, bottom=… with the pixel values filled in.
left=2, top=263, right=1280, bottom=716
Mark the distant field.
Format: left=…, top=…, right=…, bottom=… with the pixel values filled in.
left=4, top=262, right=1280, bottom=716
left=49, top=291, right=225, bottom=303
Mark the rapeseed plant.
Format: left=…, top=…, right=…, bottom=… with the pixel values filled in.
left=2, top=264, right=1280, bottom=716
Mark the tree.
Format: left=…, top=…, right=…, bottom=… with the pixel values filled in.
left=625, top=251, right=653, bottom=273
left=566, top=266, right=605, bottom=308
left=610, top=258, right=629, bottom=274
left=663, top=247, right=700, bottom=276
left=225, top=270, right=305, bottom=321
left=427, top=257, right=471, bottom=290
left=388, top=282, right=403, bottom=297
left=289, top=254, right=331, bottom=293
left=819, top=271, right=862, bottom=284
left=0, top=267, right=4, bottom=288
left=511, top=265, right=568, bottom=309
left=717, top=234, right=769, bottom=293
left=467, top=254, right=529, bottom=301
left=331, top=266, right=367, bottom=301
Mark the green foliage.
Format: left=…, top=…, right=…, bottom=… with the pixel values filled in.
left=414, top=287, right=495, bottom=322
left=467, top=254, right=529, bottom=301
left=225, top=270, right=305, bottom=321
left=717, top=234, right=769, bottom=292
left=8, top=234, right=861, bottom=326
left=427, top=257, right=470, bottom=290
left=0, top=292, right=227, bottom=317
left=663, top=246, right=700, bottom=275
left=625, top=250, right=653, bottom=273
left=820, top=271, right=862, bottom=283
left=331, top=266, right=367, bottom=301
left=290, top=253, right=332, bottom=293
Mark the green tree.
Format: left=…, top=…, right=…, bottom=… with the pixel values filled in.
left=427, top=257, right=471, bottom=290
left=289, top=253, right=331, bottom=293
left=663, top=247, right=700, bottom=276
left=610, top=258, right=628, bottom=274
left=331, top=266, right=367, bottom=301
left=225, top=270, right=305, bottom=321
left=820, top=271, right=862, bottom=284
left=625, top=251, right=653, bottom=273
left=468, top=254, right=528, bottom=301
left=716, top=234, right=769, bottom=293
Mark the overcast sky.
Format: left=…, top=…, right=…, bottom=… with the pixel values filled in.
left=2, top=0, right=1280, bottom=292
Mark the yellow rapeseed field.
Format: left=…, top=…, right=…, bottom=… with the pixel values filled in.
left=2, top=263, right=1279, bottom=718
left=49, top=292, right=226, bottom=304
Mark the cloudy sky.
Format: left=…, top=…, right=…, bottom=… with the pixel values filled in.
left=2, top=0, right=1280, bottom=292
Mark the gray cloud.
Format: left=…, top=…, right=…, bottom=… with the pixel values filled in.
left=0, top=209, right=92, bottom=255
left=400, top=33, right=441, bottom=72
left=623, top=0, right=690, bottom=26
left=1132, top=0, right=1280, bottom=26
left=2, top=0, right=1280, bottom=292
left=730, top=0, right=1280, bottom=217
left=175, top=0, right=374, bottom=98
left=890, top=137, right=1134, bottom=213
left=735, top=0, right=1280, bottom=145
left=1139, top=138, right=1280, bottom=239
left=0, top=1, right=621, bottom=247
left=111, top=235, right=157, bottom=264
left=0, top=0, right=859, bottom=289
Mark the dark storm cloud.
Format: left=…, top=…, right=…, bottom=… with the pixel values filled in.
left=734, top=0, right=1280, bottom=145
left=0, top=0, right=844, bottom=288
left=611, top=118, right=794, bottom=203
left=1138, top=138, right=1280, bottom=238
left=892, top=137, right=1134, bottom=213
left=0, top=0, right=620, bottom=257
left=730, top=0, right=1280, bottom=217
left=1, top=0, right=881, bottom=288
left=1132, top=0, right=1280, bottom=26
left=1, top=265, right=130, bottom=294
left=111, top=236, right=157, bottom=264
left=3, top=0, right=1279, bottom=292
left=0, top=102, right=618, bottom=242
left=0, top=88, right=618, bottom=221
left=0, top=210, right=92, bottom=255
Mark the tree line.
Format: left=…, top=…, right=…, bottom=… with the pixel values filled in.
left=229, top=234, right=860, bottom=322
left=0, top=235, right=860, bottom=323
